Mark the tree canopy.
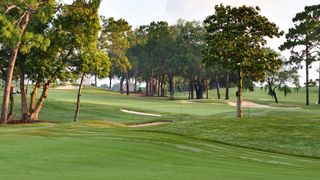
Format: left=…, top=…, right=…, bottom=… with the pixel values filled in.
left=203, top=4, right=283, bottom=117
left=279, top=4, right=320, bottom=106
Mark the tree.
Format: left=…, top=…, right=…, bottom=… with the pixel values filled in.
left=0, top=0, right=54, bottom=123
left=0, top=45, right=18, bottom=120
left=243, top=78, right=255, bottom=92
left=204, top=5, right=283, bottom=117
left=265, top=66, right=299, bottom=103
left=100, top=17, right=131, bottom=95
left=174, top=20, right=209, bottom=100
left=52, top=0, right=109, bottom=122
left=22, top=12, right=71, bottom=121
left=138, top=21, right=178, bottom=99
left=279, top=4, right=320, bottom=106
left=127, top=26, right=148, bottom=93
left=61, top=0, right=110, bottom=122
left=20, top=0, right=104, bottom=121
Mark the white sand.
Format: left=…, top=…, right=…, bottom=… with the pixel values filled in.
left=121, top=109, right=162, bottom=117
left=54, top=85, right=78, bottom=90
left=128, top=121, right=170, bottom=128
left=228, top=101, right=273, bottom=109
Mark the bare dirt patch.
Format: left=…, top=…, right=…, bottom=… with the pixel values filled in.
left=121, top=109, right=162, bottom=117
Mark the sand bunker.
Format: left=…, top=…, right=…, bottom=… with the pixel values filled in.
left=121, top=109, right=162, bottom=117
left=55, top=85, right=78, bottom=90
left=180, top=100, right=195, bottom=104
left=128, top=121, right=170, bottom=128
left=228, top=101, right=273, bottom=109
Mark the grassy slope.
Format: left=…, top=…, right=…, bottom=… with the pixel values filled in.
left=0, top=123, right=319, bottom=180
left=0, top=86, right=320, bottom=179
left=6, top=87, right=320, bottom=158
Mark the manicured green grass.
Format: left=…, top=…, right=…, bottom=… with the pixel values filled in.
left=0, top=86, right=320, bottom=179
left=187, top=86, right=320, bottom=106
left=0, top=123, right=319, bottom=179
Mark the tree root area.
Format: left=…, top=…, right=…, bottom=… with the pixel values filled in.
left=7, top=120, right=46, bottom=124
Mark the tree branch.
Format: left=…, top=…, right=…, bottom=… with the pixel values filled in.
left=5, top=4, right=20, bottom=13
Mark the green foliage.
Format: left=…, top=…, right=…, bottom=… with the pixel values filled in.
left=126, top=26, right=148, bottom=81
left=100, top=17, right=131, bottom=75
left=0, top=0, right=55, bottom=49
left=63, top=0, right=110, bottom=79
left=279, top=4, right=320, bottom=66
left=0, top=0, right=55, bottom=83
left=20, top=32, right=51, bottom=54
left=243, top=78, right=255, bottom=92
left=203, top=4, right=283, bottom=81
left=279, top=4, right=320, bottom=105
left=265, top=66, right=300, bottom=101
left=174, top=20, right=207, bottom=78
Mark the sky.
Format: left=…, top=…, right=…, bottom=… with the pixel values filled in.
left=98, top=0, right=320, bottom=85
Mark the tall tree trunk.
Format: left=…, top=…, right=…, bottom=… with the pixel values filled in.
left=29, top=81, right=41, bottom=114
left=201, top=80, right=206, bottom=99
left=20, top=72, right=28, bottom=120
left=95, top=75, right=98, bottom=87
left=149, top=79, right=152, bottom=97
left=215, top=75, right=221, bottom=100
left=74, top=73, right=85, bottom=122
left=29, top=80, right=51, bottom=121
left=26, top=79, right=29, bottom=95
left=318, top=82, right=320, bottom=105
left=126, top=75, right=130, bottom=96
left=272, top=89, right=278, bottom=103
left=8, top=86, right=14, bottom=120
left=109, top=76, right=112, bottom=89
left=194, top=77, right=203, bottom=99
left=154, top=79, right=157, bottom=96
left=120, top=77, right=125, bottom=94
left=1, top=12, right=30, bottom=124
left=305, top=45, right=310, bottom=106
left=134, top=77, right=137, bottom=93
left=151, top=78, right=155, bottom=96
left=225, top=71, right=230, bottom=100
left=237, top=69, right=243, bottom=118
left=146, top=80, right=149, bottom=96
left=206, top=80, right=209, bottom=99
left=306, top=60, right=310, bottom=106
left=189, top=77, right=194, bottom=99
left=160, top=74, right=165, bottom=97
left=318, top=67, right=320, bottom=104
left=157, top=77, right=160, bottom=97
left=168, top=75, right=175, bottom=100
left=268, top=83, right=273, bottom=97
